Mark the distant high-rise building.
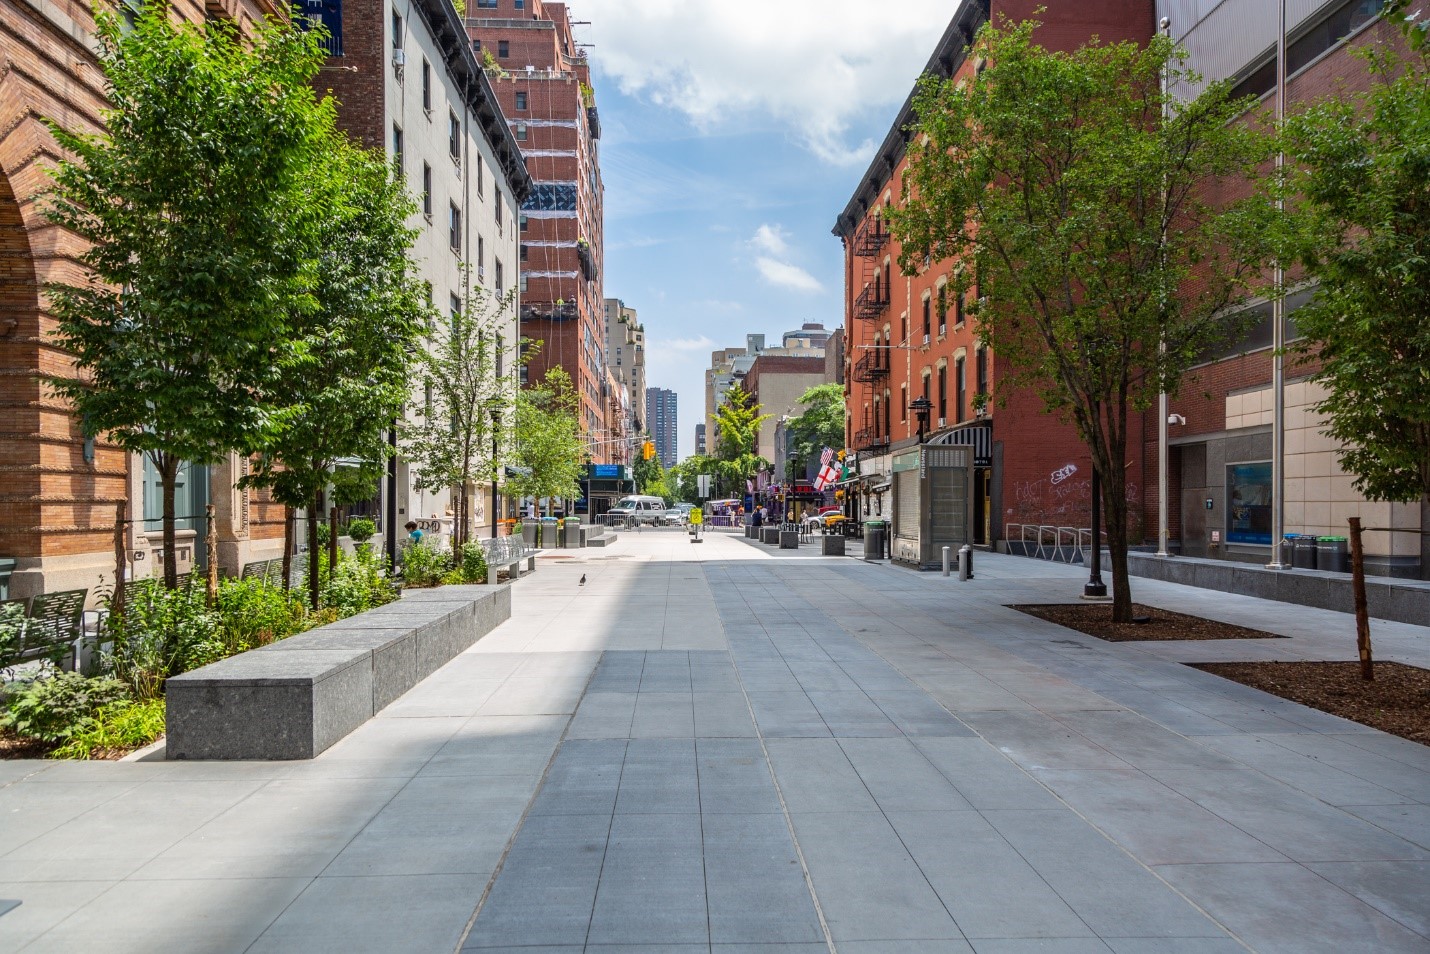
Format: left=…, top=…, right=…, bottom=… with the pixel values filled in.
left=646, top=388, right=678, bottom=468
left=695, top=423, right=707, bottom=456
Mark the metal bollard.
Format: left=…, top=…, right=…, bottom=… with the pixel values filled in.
left=958, top=544, right=973, bottom=581
left=942, top=546, right=951, bottom=577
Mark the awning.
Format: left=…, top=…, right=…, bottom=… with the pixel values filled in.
left=927, top=421, right=992, bottom=466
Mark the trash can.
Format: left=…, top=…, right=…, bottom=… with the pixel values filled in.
left=563, top=518, right=582, bottom=549
left=1292, top=534, right=1318, bottom=569
left=539, top=517, right=559, bottom=549
left=1280, top=534, right=1297, bottom=567
left=864, top=520, right=887, bottom=562
left=521, top=522, right=536, bottom=547
left=1317, top=536, right=1349, bottom=573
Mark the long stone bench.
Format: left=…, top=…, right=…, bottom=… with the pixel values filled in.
left=165, top=585, right=511, bottom=760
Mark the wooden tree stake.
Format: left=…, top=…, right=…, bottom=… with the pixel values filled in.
left=1348, top=516, right=1374, bottom=681
left=205, top=504, right=219, bottom=606
left=112, top=499, right=127, bottom=622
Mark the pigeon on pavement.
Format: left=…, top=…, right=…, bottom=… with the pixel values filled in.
left=579, top=574, right=586, bottom=586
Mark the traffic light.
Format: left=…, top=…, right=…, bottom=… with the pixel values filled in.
left=642, top=441, right=655, bottom=460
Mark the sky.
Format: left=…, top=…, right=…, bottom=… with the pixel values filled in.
left=575, top=1, right=952, bottom=460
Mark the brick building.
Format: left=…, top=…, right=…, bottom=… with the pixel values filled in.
left=0, top=0, right=298, bottom=600
left=741, top=354, right=830, bottom=465
left=603, top=297, right=645, bottom=461
left=319, top=0, right=531, bottom=542
left=466, top=2, right=608, bottom=459
left=1154, top=0, right=1422, bottom=577
left=833, top=0, right=1156, bottom=560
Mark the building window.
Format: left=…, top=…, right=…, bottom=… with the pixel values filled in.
left=955, top=356, right=966, bottom=423
left=1227, top=462, right=1274, bottom=545
left=519, top=274, right=528, bottom=293
left=520, top=243, right=528, bottom=261
left=515, top=91, right=527, bottom=110
left=976, top=346, right=988, bottom=397
left=391, top=9, right=402, bottom=47
left=448, top=111, right=461, bottom=162
left=392, top=123, right=403, bottom=175
left=937, top=364, right=947, bottom=422
left=496, top=333, right=504, bottom=375
left=476, top=0, right=498, bottom=7
left=450, top=294, right=462, bottom=326
left=422, top=60, right=431, bottom=112
left=422, top=163, right=432, bottom=217
left=476, top=156, right=484, bottom=196
left=955, top=289, right=966, bottom=327
left=515, top=123, right=527, bottom=141
left=449, top=203, right=461, bottom=253
left=477, top=235, right=484, bottom=273
left=519, top=214, right=528, bottom=233
left=472, top=38, right=481, bottom=52
left=937, top=285, right=947, bottom=335
left=514, top=0, right=524, bottom=8
left=498, top=40, right=509, bottom=58
left=494, top=188, right=503, bottom=228
left=922, top=296, right=931, bottom=343
left=495, top=259, right=504, bottom=294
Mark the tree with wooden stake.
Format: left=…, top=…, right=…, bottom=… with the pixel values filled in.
left=45, top=9, right=333, bottom=588
left=403, top=280, right=517, bottom=547
left=505, top=368, right=585, bottom=516
left=888, top=19, right=1280, bottom=622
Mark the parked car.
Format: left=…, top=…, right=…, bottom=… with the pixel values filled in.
left=607, top=495, right=669, bottom=526
left=664, top=508, right=688, bottom=525
left=801, top=510, right=847, bottom=532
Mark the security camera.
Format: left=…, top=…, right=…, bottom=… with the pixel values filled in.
left=1168, top=413, right=1187, bottom=426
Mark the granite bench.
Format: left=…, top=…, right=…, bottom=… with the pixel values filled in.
left=165, top=585, right=511, bottom=760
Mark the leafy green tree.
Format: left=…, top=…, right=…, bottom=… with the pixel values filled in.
left=785, top=383, right=845, bottom=481
left=246, top=136, right=429, bottom=608
left=633, top=451, right=671, bottom=502
left=712, top=386, right=771, bottom=497
left=507, top=368, right=584, bottom=514
left=403, top=281, right=517, bottom=548
left=889, top=20, right=1278, bottom=620
left=45, top=9, right=332, bottom=587
left=1281, top=1, right=1430, bottom=576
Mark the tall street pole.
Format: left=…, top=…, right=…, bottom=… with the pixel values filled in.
left=1156, top=15, right=1172, bottom=558
left=1268, top=0, right=1288, bottom=568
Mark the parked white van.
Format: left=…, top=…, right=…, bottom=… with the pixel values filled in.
left=607, top=495, right=669, bottom=526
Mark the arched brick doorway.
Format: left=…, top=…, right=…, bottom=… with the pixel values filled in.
left=0, top=166, right=40, bottom=596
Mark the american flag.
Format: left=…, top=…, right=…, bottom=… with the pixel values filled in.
left=820, top=446, right=835, bottom=466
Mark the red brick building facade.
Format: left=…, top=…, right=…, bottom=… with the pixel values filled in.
left=0, top=0, right=291, bottom=600
left=467, top=1, right=610, bottom=459
left=833, top=0, right=1156, bottom=555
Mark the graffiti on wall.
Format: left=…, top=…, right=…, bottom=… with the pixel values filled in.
left=1007, top=461, right=1140, bottom=533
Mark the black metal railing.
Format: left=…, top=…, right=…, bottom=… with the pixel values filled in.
left=854, top=427, right=888, bottom=452
left=853, top=282, right=890, bottom=320
left=852, top=352, right=888, bottom=382
left=852, top=219, right=889, bottom=258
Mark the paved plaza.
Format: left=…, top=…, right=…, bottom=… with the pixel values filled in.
left=0, top=529, right=1427, bottom=953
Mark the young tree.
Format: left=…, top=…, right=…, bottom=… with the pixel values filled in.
left=507, top=368, right=584, bottom=515
left=633, top=451, right=671, bottom=502
left=889, top=21, right=1278, bottom=620
left=403, top=280, right=517, bottom=547
left=45, top=9, right=331, bottom=587
left=785, top=383, right=845, bottom=480
left=246, top=136, right=429, bottom=608
left=713, top=386, right=771, bottom=497
left=1282, top=1, right=1430, bottom=579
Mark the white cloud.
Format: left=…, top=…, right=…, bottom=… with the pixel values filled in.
left=663, top=334, right=717, bottom=352
left=582, top=1, right=950, bottom=165
left=756, top=258, right=823, bottom=294
left=749, top=224, right=790, bottom=257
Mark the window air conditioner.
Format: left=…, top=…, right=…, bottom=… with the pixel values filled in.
left=392, top=49, right=406, bottom=67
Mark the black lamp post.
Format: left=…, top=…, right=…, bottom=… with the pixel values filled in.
left=1084, top=465, right=1107, bottom=598
left=489, top=407, right=501, bottom=539
left=909, top=395, right=933, bottom=443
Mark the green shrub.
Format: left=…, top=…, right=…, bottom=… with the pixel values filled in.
left=1, top=672, right=131, bottom=743
left=214, top=578, right=308, bottom=653
left=457, top=541, right=488, bottom=584
left=0, top=600, right=27, bottom=673
left=401, top=540, right=450, bottom=587
left=322, top=546, right=398, bottom=616
left=104, top=578, right=221, bottom=699
left=315, top=523, right=332, bottom=546
left=345, top=517, right=376, bottom=543
left=52, top=697, right=166, bottom=760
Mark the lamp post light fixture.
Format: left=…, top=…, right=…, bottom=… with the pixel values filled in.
left=1084, top=466, right=1108, bottom=599
left=909, top=395, right=933, bottom=443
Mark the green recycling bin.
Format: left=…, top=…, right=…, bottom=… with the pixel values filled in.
left=864, top=520, right=887, bottom=562
left=1317, top=536, right=1349, bottom=573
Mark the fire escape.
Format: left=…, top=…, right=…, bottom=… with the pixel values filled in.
left=851, top=214, right=890, bottom=453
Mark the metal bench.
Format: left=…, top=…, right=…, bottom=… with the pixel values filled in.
left=0, top=589, right=88, bottom=670
left=481, top=537, right=536, bottom=582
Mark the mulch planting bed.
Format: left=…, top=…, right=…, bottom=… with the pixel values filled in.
left=1194, top=661, right=1430, bottom=745
left=1010, top=602, right=1286, bottom=642
left=0, top=731, right=57, bottom=760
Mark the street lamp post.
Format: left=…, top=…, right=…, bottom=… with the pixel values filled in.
left=489, top=407, right=501, bottom=539
left=1084, top=466, right=1108, bottom=598
left=909, top=396, right=933, bottom=443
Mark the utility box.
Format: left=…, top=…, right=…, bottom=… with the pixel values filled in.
left=891, top=445, right=975, bottom=569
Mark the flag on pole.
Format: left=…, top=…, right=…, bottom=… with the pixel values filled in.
left=820, top=446, right=835, bottom=466
left=813, top=462, right=840, bottom=491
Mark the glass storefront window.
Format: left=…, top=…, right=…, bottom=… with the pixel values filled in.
left=1226, top=461, right=1273, bottom=545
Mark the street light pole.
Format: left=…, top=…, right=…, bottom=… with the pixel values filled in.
left=489, top=407, right=501, bottom=539
left=1084, top=466, right=1108, bottom=598
left=1267, top=0, right=1289, bottom=569
left=1156, top=15, right=1172, bottom=559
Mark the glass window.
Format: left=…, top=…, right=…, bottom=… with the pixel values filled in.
left=955, top=356, right=966, bottom=423
left=422, top=163, right=432, bottom=216
left=391, top=10, right=402, bottom=47
left=515, top=123, right=527, bottom=141
left=515, top=91, right=527, bottom=110
left=1226, top=462, right=1274, bottom=545
left=392, top=124, right=403, bottom=175
left=448, top=111, right=461, bottom=160
left=421, top=60, right=431, bottom=112
left=498, top=40, right=509, bottom=58
left=449, top=203, right=461, bottom=252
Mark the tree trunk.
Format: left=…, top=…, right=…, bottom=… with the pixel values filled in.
left=282, top=506, right=294, bottom=592
left=159, top=453, right=179, bottom=589
left=1421, top=496, right=1429, bottom=582
left=308, top=488, right=323, bottom=610
left=1104, top=474, right=1133, bottom=622
left=112, top=499, right=127, bottom=622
